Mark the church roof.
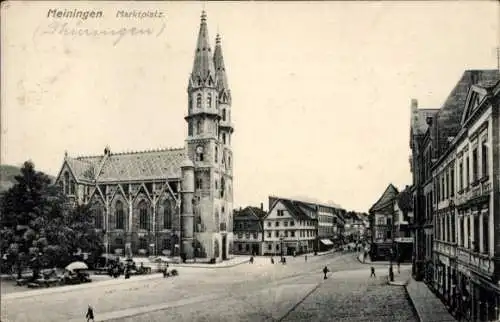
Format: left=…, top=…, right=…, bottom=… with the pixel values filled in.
left=67, top=148, right=186, bottom=183
left=190, top=11, right=216, bottom=82
left=214, top=34, right=229, bottom=91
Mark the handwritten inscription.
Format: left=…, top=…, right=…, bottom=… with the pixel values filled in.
left=36, top=21, right=166, bottom=46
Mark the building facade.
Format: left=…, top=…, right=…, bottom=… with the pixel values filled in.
left=262, top=198, right=318, bottom=256
left=233, top=205, right=266, bottom=255
left=409, top=98, right=439, bottom=280
left=369, top=184, right=399, bottom=261
left=393, top=187, right=414, bottom=263
left=55, top=12, right=235, bottom=262
left=431, top=72, right=500, bottom=321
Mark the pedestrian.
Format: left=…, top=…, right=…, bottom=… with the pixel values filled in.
left=397, top=261, right=400, bottom=274
left=304, top=255, right=308, bottom=262
left=370, top=266, right=376, bottom=278
left=270, top=257, right=274, bottom=264
left=86, top=305, right=95, bottom=322
left=323, top=266, right=329, bottom=280
left=249, top=256, right=254, bottom=264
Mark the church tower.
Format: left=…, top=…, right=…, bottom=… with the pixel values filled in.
left=184, top=11, right=234, bottom=261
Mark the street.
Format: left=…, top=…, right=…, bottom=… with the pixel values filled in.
left=1, top=253, right=417, bottom=322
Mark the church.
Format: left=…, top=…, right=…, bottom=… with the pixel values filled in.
left=54, top=11, right=234, bottom=262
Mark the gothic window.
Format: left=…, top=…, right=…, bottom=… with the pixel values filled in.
left=215, top=146, right=218, bottom=163
left=207, top=93, right=212, bottom=108
left=58, top=181, right=64, bottom=192
left=69, top=180, right=75, bottom=195
left=164, top=200, right=172, bottom=229
left=215, top=122, right=219, bottom=137
left=196, top=93, right=202, bottom=108
left=221, top=177, right=225, bottom=198
left=222, top=133, right=226, bottom=144
left=197, top=120, right=203, bottom=134
left=64, top=172, right=69, bottom=194
left=196, top=146, right=204, bottom=162
left=215, top=179, right=219, bottom=190
left=188, top=121, right=193, bottom=136
left=139, top=200, right=149, bottom=230
left=228, top=156, right=231, bottom=169
left=197, top=77, right=202, bottom=87
left=116, top=200, right=125, bottom=229
left=222, top=109, right=226, bottom=121
left=94, top=207, right=103, bottom=229
left=215, top=209, right=220, bottom=230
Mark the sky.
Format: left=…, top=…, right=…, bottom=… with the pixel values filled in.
left=1, top=1, right=499, bottom=212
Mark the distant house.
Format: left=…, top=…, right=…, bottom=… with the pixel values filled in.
left=233, top=205, right=267, bottom=255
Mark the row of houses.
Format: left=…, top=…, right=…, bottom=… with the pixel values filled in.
left=408, top=69, right=500, bottom=321
left=232, top=196, right=368, bottom=256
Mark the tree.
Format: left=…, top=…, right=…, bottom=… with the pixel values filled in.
left=0, top=161, right=103, bottom=278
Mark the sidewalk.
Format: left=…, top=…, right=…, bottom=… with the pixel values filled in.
left=357, top=253, right=411, bottom=266
left=405, top=277, right=456, bottom=322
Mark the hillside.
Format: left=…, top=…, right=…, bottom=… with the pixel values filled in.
left=0, top=164, right=55, bottom=193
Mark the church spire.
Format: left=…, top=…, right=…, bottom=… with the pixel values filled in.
left=190, top=11, right=215, bottom=84
left=214, top=33, right=229, bottom=91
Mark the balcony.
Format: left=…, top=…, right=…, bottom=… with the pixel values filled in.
left=433, top=240, right=456, bottom=258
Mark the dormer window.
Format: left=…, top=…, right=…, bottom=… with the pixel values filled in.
left=196, top=94, right=202, bottom=109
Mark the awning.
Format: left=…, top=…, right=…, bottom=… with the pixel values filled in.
left=320, top=239, right=334, bottom=245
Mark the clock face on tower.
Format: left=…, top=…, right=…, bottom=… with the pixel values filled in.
left=196, top=146, right=204, bottom=153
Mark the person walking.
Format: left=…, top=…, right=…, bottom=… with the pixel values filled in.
left=370, top=266, right=376, bottom=278
left=270, top=256, right=274, bottom=264
left=323, top=266, right=329, bottom=280
left=86, top=305, right=95, bottom=322
left=304, top=255, right=308, bottom=262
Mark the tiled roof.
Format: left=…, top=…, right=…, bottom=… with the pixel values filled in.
left=435, top=70, right=500, bottom=155
left=67, top=148, right=186, bottom=183
left=413, top=109, right=439, bottom=135
left=397, top=188, right=413, bottom=211
left=66, top=156, right=103, bottom=182
left=280, top=199, right=314, bottom=221
left=234, top=206, right=267, bottom=219
left=369, top=184, right=399, bottom=213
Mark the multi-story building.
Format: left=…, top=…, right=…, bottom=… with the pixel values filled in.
left=431, top=70, right=500, bottom=321
left=262, top=198, right=317, bottom=256
left=369, top=184, right=399, bottom=261
left=233, top=205, right=266, bottom=255
left=409, top=98, right=440, bottom=280
left=54, top=11, right=235, bottom=262
left=393, top=187, right=414, bottom=262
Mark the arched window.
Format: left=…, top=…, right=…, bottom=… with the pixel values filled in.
left=207, top=93, right=212, bottom=108
left=196, top=93, right=202, bottom=108
left=58, top=181, right=64, bottom=192
left=221, top=177, right=225, bottom=198
left=95, top=207, right=103, bottom=229
left=196, top=146, right=204, bottom=162
left=197, top=120, right=203, bottom=134
left=222, top=109, right=226, bottom=121
left=215, top=209, right=220, bottom=230
left=222, top=133, right=226, bottom=144
left=64, top=172, right=69, bottom=194
left=228, top=156, right=231, bottom=169
left=69, top=180, right=75, bottom=195
left=188, top=121, right=193, bottom=136
left=164, top=200, right=172, bottom=229
left=116, top=200, right=124, bottom=229
left=139, top=200, right=149, bottom=230
left=215, top=146, right=218, bottom=163
left=196, top=177, right=203, bottom=189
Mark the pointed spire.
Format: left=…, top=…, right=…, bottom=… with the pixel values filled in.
left=191, top=10, right=215, bottom=83
left=214, top=33, right=229, bottom=91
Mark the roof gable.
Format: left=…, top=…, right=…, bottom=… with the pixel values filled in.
left=369, top=184, right=399, bottom=213
left=461, top=80, right=499, bottom=125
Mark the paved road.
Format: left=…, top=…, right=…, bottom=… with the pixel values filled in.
left=1, top=253, right=417, bottom=322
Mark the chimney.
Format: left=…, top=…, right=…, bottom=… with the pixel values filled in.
left=260, top=202, right=263, bottom=211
